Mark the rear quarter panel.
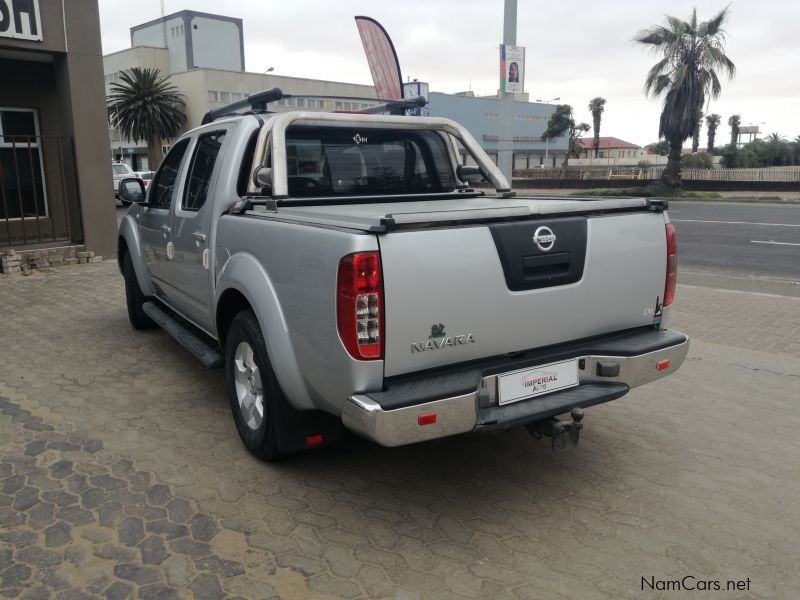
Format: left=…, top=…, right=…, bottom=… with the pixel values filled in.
left=214, top=215, right=384, bottom=413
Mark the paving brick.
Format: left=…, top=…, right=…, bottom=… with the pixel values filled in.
left=1, top=261, right=799, bottom=600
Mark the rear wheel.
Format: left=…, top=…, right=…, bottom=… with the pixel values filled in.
left=123, top=252, right=155, bottom=330
left=224, top=310, right=283, bottom=461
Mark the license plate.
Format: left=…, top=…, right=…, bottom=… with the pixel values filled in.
left=497, top=359, right=580, bottom=406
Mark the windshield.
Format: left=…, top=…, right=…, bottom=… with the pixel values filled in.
left=285, top=127, right=456, bottom=197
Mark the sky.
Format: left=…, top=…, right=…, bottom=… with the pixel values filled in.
left=98, top=0, right=800, bottom=148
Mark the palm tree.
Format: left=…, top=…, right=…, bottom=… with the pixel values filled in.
left=728, top=114, right=740, bottom=146
left=692, top=114, right=703, bottom=153
left=705, top=113, right=721, bottom=153
left=765, top=133, right=786, bottom=144
left=107, top=67, right=186, bottom=169
left=588, top=97, right=606, bottom=158
left=542, top=105, right=590, bottom=170
left=635, top=7, right=736, bottom=188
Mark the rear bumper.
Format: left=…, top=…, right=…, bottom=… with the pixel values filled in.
left=342, top=329, right=689, bottom=447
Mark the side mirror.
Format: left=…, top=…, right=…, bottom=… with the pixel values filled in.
left=119, top=178, right=147, bottom=204
left=456, top=164, right=487, bottom=184
left=253, top=166, right=272, bottom=193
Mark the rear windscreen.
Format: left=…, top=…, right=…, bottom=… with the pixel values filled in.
left=285, top=127, right=456, bottom=197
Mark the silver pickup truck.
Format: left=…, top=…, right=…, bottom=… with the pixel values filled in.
left=117, top=89, right=688, bottom=460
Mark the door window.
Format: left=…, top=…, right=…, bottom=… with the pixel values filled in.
left=149, top=139, right=190, bottom=209
left=182, top=131, right=227, bottom=211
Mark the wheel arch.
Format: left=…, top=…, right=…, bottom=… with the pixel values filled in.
left=214, top=253, right=314, bottom=410
left=117, top=214, right=155, bottom=297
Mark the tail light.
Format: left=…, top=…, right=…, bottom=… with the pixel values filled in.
left=337, top=252, right=383, bottom=360
left=664, top=223, right=677, bottom=307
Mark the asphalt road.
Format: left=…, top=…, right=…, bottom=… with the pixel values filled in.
left=670, top=201, right=800, bottom=281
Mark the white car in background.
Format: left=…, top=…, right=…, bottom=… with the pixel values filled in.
left=135, top=171, right=155, bottom=190
left=112, top=162, right=136, bottom=203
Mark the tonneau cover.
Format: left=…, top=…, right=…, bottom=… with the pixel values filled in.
left=245, top=195, right=662, bottom=232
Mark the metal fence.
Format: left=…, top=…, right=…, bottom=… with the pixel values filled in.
left=1, top=135, right=81, bottom=248
left=513, top=165, right=800, bottom=182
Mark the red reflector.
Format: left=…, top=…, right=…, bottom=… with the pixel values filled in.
left=306, top=434, right=324, bottom=447
left=418, top=413, right=437, bottom=426
left=657, top=360, right=670, bottom=372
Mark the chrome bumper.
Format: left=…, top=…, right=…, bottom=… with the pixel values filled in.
left=342, top=336, right=689, bottom=447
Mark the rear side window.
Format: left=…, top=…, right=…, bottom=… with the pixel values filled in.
left=113, top=164, right=130, bottom=175
left=182, top=131, right=227, bottom=211
left=285, top=127, right=456, bottom=197
left=149, top=139, right=190, bottom=209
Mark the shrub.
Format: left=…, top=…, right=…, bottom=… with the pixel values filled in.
left=681, top=152, right=714, bottom=169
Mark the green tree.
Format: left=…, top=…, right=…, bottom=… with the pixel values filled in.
left=705, top=113, right=721, bottom=153
left=765, top=132, right=786, bottom=144
left=542, top=105, right=590, bottom=169
left=645, top=140, right=670, bottom=155
left=635, top=7, right=735, bottom=188
left=588, top=97, right=606, bottom=158
left=728, top=114, right=740, bottom=146
left=681, top=151, right=713, bottom=169
left=107, top=67, right=187, bottom=169
left=692, top=114, right=702, bottom=153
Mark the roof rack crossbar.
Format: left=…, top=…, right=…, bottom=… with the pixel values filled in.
left=359, top=95, right=427, bottom=115
left=201, top=87, right=283, bottom=124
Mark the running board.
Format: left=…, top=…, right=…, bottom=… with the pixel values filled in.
left=142, top=302, right=224, bottom=369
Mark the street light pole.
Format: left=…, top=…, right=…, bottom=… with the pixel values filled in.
left=537, top=97, right=559, bottom=168
left=497, top=0, right=516, bottom=187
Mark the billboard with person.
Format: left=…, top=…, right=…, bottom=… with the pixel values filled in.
left=500, top=44, right=525, bottom=94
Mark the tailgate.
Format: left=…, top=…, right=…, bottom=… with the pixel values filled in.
left=379, top=211, right=668, bottom=377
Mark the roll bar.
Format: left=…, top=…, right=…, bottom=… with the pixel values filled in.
left=247, top=111, right=511, bottom=197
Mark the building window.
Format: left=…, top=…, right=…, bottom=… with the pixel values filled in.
left=0, top=108, right=47, bottom=220
left=295, top=98, right=306, bottom=108
left=207, top=91, right=218, bottom=102
left=219, top=92, right=230, bottom=102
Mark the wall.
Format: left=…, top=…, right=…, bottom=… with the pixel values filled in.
left=132, top=17, right=187, bottom=72
left=1, top=0, right=116, bottom=256
left=189, top=15, right=243, bottom=71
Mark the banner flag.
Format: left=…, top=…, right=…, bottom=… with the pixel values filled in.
left=355, top=16, right=404, bottom=100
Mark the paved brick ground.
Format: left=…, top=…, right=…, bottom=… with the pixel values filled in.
left=1, top=263, right=799, bottom=599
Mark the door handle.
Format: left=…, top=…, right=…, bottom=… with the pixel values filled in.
left=160, top=225, right=171, bottom=235
left=192, top=232, right=207, bottom=242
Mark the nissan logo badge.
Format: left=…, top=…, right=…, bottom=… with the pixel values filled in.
left=533, top=226, right=556, bottom=251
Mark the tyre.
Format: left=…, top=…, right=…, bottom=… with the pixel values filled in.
left=123, top=252, right=155, bottom=330
left=224, top=310, right=283, bottom=461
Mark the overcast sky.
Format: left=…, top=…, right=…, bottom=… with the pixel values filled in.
left=98, top=0, right=800, bottom=147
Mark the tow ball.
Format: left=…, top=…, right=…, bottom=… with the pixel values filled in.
left=526, top=407, right=584, bottom=452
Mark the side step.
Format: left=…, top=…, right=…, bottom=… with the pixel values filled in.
left=142, top=302, right=224, bottom=369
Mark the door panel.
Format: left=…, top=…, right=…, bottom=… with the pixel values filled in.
left=170, top=129, right=229, bottom=331
left=137, top=139, right=191, bottom=301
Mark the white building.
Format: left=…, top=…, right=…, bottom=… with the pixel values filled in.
left=104, top=11, right=378, bottom=169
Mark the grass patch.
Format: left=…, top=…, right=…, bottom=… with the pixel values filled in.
left=570, top=184, right=722, bottom=199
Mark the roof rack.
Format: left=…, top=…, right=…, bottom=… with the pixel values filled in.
left=201, top=88, right=429, bottom=124
left=201, top=87, right=284, bottom=124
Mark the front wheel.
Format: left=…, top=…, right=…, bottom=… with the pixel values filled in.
left=123, top=252, right=155, bottom=330
left=224, top=310, right=283, bottom=461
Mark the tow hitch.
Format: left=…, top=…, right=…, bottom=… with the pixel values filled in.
left=526, top=407, right=584, bottom=452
